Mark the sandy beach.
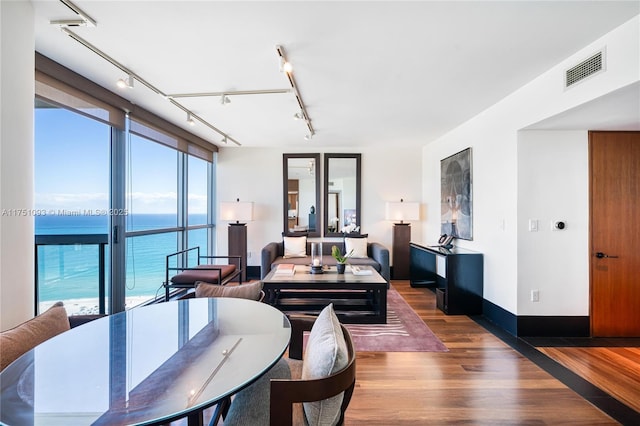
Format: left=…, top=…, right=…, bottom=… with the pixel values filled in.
left=40, top=296, right=153, bottom=315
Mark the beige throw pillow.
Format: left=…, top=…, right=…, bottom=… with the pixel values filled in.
left=301, top=304, right=348, bottom=425
left=195, top=280, right=263, bottom=301
left=283, top=236, right=307, bottom=258
left=344, top=237, right=368, bottom=258
left=0, top=301, right=70, bottom=371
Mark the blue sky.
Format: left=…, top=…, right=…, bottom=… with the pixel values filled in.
left=35, top=106, right=207, bottom=214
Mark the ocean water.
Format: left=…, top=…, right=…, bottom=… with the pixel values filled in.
left=36, top=214, right=208, bottom=302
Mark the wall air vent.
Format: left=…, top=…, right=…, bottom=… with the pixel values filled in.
left=565, top=50, right=605, bottom=88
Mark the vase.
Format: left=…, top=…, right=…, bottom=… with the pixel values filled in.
left=336, top=263, right=346, bottom=274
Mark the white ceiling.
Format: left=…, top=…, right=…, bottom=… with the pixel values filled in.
left=32, top=1, right=640, bottom=149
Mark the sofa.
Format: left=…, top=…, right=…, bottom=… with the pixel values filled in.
left=261, top=238, right=390, bottom=283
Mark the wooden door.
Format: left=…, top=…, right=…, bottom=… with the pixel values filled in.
left=590, top=131, right=640, bottom=336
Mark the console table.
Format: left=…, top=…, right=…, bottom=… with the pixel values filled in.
left=409, top=242, right=483, bottom=315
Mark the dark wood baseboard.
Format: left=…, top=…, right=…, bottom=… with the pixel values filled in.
left=482, top=299, right=590, bottom=337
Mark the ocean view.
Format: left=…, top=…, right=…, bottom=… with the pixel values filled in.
left=36, top=214, right=208, bottom=309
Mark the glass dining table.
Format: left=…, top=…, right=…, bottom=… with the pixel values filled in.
left=0, top=297, right=292, bottom=425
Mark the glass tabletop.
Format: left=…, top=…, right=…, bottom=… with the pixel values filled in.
left=0, top=298, right=291, bottom=426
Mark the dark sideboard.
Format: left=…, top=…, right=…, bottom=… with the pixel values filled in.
left=409, top=242, right=483, bottom=315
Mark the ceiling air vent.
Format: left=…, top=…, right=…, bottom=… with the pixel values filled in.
left=565, top=50, right=604, bottom=88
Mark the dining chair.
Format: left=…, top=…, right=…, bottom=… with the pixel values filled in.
left=218, top=304, right=356, bottom=425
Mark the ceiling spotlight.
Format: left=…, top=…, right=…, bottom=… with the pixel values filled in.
left=293, top=112, right=304, bottom=120
left=116, top=74, right=134, bottom=89
left=304, top=134, right=313, bottom=141
left=220, top=95, right=231, bottom=105
left=222, top=136, right=228, bottom=144
left=186, top=113, right=195, bottom=126
left=279, top=56, right=293, bottom=74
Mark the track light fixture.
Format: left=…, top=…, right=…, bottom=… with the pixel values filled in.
left=187, top=113, right=195, bottom=126
left=54, top=27, right=241, bottom=146
left=304, top=133, right=314, bottom=141
left=116, top=74, right=134, bottom=89
left=276, top=45, right=315, bottom=139
left=279, top=56, right=293, bottom=74
left=293, top=112, right=304, bottom=120
left=220, top=94, right=231, bottom=105
left=50, top=0, right=96, bottom=27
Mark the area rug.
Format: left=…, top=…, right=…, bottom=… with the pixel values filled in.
left=345, top=288, right=448, bottom=352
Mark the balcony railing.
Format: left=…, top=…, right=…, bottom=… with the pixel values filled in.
left=35, top=234, right=108, bottom=315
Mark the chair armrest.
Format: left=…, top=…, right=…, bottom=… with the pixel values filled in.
left=261, top=242, right=283, bottom=278
left=286, top=315, right=315, bottom=360
left=369, top=242, right=390, bottom=284
left=269, top=323, right=356, bottom=426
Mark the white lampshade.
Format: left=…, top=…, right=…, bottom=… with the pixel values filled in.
left=220, top=201, right=254, bottom=223
left=385, top=201, right=420, bottom=223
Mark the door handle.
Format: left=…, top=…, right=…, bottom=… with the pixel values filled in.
left=595, top=252, right=619, bottom=259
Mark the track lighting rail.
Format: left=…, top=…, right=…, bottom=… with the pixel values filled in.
left=168, top=89, right=291, bottom=98
left=276, top=45, right=315, bottom=138
left=56, top=27, right=241, bottom=146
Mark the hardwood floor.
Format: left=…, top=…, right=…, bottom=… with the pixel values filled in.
left=537, top=347, right=640, bottom=413
left=194, top=279, right=639, bottom=425
left=344, top=280, right=620, bottom=425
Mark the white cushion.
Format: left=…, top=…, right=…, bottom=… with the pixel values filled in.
left=283, top=236, right=307, bottom=258
left=302, top=304, right=348, bottom=426
left=344, top=237, right=368, bottom=258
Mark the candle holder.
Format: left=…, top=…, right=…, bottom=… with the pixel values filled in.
left=310, top=242, right=323, bottom=274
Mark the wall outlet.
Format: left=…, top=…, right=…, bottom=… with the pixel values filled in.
left=531, top=289, right=539, bottom=302
left=528, top=219, right=538, bottom=232
left=247, top=251, right=252, bottom=258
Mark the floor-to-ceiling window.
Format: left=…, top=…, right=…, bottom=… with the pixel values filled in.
left=34, top=55, right=217, bottom=314
left=34, top=100, right=111, bottom=315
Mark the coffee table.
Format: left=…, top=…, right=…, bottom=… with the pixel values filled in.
left=262, top=264, right=388, bottom=324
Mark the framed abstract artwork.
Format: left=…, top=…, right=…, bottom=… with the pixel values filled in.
left=441, top=147, right=473, bottom=240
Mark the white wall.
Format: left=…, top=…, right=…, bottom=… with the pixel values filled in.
left=422, top=16, right=639, bottom=316
left=216, top=146, right=423, bottom=269
left=1, top=1, right=35, bottom=330
left=517, top=131, right=589, bottom=316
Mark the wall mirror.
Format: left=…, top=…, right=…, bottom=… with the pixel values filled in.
left=283, top=153, right=321, bottom=237
left=324, top=153, right=361, bottom=237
